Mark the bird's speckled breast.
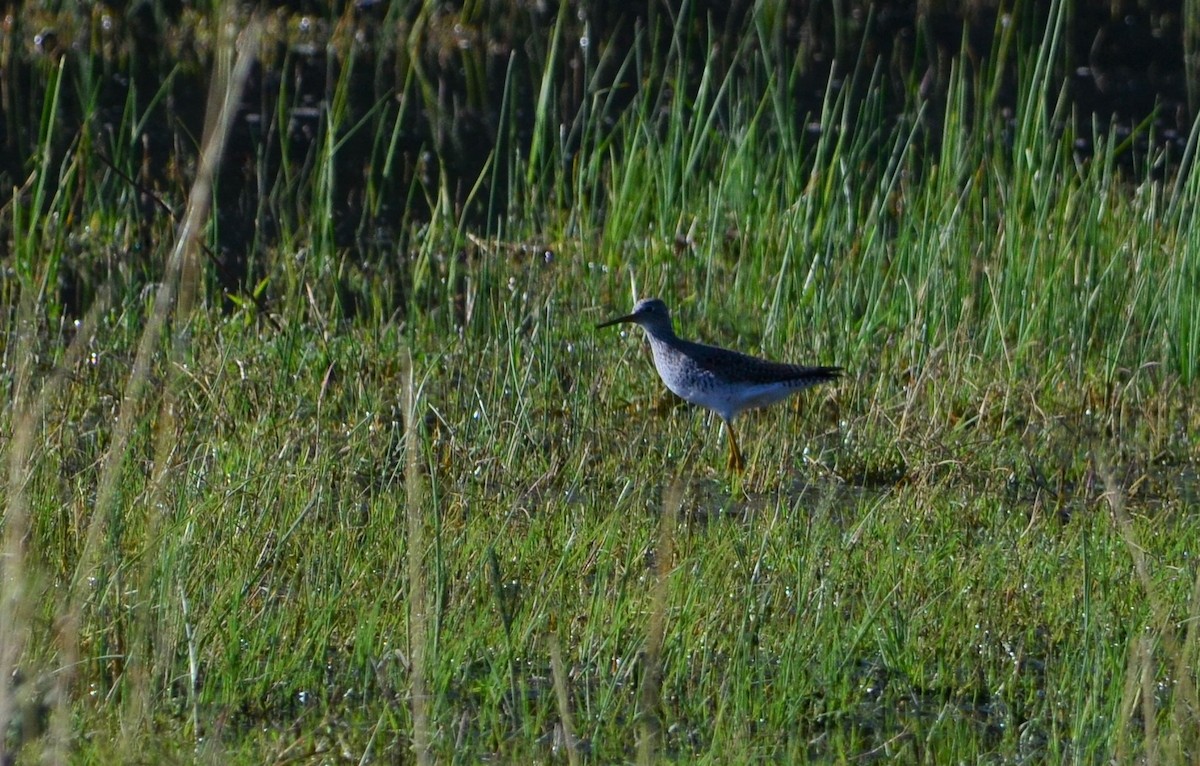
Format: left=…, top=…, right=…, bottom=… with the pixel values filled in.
left=648, top=338, right=717, bottom=400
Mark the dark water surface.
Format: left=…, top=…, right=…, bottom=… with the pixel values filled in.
left=1, top=2, right=1193, bottom=314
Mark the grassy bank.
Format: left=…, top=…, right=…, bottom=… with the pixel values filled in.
left=3, top=3, right=1200, bottom=763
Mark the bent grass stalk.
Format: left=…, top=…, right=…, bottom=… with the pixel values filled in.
left=42, top=15, right=261, bottom=760
left=637, top=478, right=680, bottom=764
left=1102, top=453, right=1200, bottom=760
left=402, top=349, right=432, bottom=765
left=0, top=286, right=110, bottom=763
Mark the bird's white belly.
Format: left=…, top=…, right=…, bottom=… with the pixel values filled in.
left=651, top=349, right=796, bottom=422
left=687, top=381, right=796, bottom=422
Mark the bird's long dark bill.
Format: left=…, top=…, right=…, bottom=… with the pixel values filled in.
left=596, top=312, right=637, bottom=329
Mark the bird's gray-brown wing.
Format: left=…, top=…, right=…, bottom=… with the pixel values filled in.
left=682, top=339, right=842, bottom=387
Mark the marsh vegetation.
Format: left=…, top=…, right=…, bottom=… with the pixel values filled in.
left=2, top=1, right=1199, bottom=762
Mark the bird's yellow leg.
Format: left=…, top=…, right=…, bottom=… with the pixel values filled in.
left=724, top=419, right=745, bottom=472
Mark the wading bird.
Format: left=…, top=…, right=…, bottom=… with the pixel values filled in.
left=597, top=298, right=841, bottom=471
